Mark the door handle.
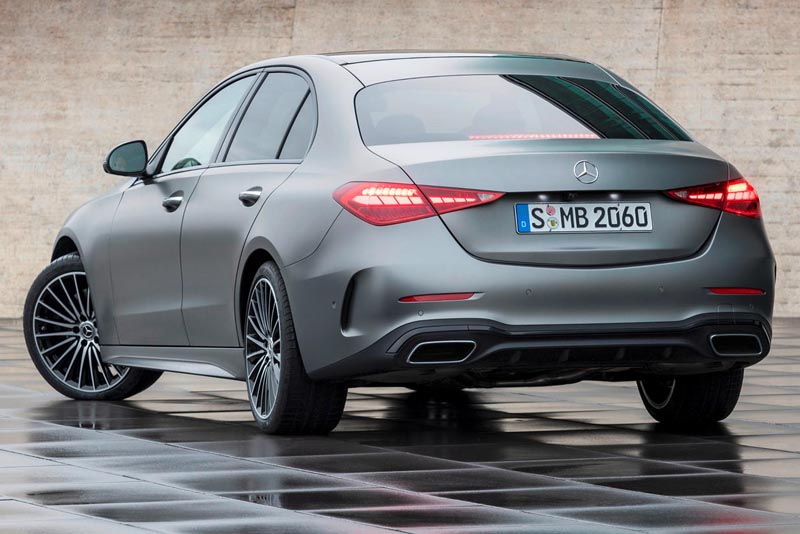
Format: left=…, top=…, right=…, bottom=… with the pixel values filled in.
left=238, top=187, right=263, bottom=207
left=162, top=191, right=184, bottom=212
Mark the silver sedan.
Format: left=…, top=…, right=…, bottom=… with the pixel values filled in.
left=23, top=52, right=775, bottom=434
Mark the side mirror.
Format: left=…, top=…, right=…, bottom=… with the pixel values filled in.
left=103, top=140, right=148, bottom=177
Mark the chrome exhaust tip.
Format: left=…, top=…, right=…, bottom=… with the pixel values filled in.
left=709, top=333, right=763, bottom=357
left=406, top=340, right=477, bottom=365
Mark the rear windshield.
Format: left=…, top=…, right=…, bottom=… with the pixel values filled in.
left=355, top=75, right=690, bottom=146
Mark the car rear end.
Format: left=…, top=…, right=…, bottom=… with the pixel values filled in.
left=287, top=55, right=775, bottom=388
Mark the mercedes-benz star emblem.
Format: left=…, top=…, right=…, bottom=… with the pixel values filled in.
left=573, top=160, right=599, bottom=184
left=79, top=323, right=95, bottom=340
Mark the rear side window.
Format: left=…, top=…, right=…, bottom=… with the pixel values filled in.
left=225, top=73, right=310, bottom=162
left=278, top=94, right=316, bottom=159
left=355, top=75, right=690, bottom=146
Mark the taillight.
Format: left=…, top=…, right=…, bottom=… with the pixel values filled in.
left=333, top=182, right=504, bottom=226
left=419, top=185, right=504, bottom=215
left=724, top=179, right=761, bottom=218
left=667, top=178, right=761, bottom=218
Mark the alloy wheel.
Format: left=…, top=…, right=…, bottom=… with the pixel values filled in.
left=32, top=272, right=128, bottom=392
left=245, top=277, right=282, bottom=420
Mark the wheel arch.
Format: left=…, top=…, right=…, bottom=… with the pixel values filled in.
left=51, top=233, right=81, bottom=261
left=236, top=245, right=278, bottom=342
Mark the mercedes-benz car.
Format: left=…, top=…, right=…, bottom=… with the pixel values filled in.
left=24, top=52, right=775, bottom=434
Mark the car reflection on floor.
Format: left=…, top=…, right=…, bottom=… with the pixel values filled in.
left=1, top=319, right=799, bottom=533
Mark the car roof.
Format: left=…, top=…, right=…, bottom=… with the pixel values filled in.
left=230, top=51, right=627, bottom=90
left=318, top=50, right=587, bottom=65
left=235, top=50, right=587, bottom=72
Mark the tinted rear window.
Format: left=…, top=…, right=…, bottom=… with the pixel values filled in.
left=225, top=73, right=309, bottom=162
left=355, top=75, right=690, bottom=146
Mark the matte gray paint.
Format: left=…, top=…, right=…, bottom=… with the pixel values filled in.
left=53, top=179, right=133, bottom=346
left=181, top=163, right=297, bottom=347
left=50, top=53, right=775, bottom=383
left=368, top=140, right=727, bottom=266
left=109, top=170, right=203, bottom=346
left=286, top=206, right=774, bottom=378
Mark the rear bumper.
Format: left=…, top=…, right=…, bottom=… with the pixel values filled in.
left=310, top=312, right=771, bottom=385
left=285, top=206, right=775, bottom=381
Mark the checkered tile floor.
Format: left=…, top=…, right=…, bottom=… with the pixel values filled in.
left=0, top=319, right=799, bottom=533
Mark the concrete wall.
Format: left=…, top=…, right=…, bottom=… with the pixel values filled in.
left=1, top=0, right=798, bottom=317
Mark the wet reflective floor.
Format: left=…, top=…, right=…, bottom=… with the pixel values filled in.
left=1, top=319, right=799, bottom=533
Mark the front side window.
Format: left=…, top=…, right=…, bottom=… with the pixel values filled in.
left=225, top=73, right=310, bottom=162
left=355, top=75, right=690, bottom=146
left=160, top=75, right=255, bottom=173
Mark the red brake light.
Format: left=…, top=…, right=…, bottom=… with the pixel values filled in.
left=399, top=292, right=475, bottom=302
left=333, top=182, right=504, bottom=226
left=418, top=185, right=504, bottom=215
left=667, top=178, right=761, bottom=218
left=333, top=182, right=432, bottom=225
left=723, top=179, right=761, bottom=218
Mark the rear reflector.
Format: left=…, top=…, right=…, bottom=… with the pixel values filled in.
left=667, top=178, right=761, bottom=218
left=399, top=293, right=475, bottom=302
left=334, top=182, right=503, bottom=225
left=708, top=287, right=765, bottom=295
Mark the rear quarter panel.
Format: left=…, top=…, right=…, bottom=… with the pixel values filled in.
left=236, top=56, right=416, bottom=347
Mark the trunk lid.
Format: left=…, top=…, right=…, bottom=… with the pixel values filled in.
left=370, top=139, right=728, bottom=266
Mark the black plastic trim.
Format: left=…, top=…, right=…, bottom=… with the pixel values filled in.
left=309, top=312, right=771, bottom=382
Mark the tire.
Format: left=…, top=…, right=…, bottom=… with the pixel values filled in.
left=23, top=253, right=162, bottom=401
left=637, top=368, right=744, bottom=428
left=244, top=261, right=347, bottom=435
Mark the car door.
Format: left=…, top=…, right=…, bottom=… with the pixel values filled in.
left=108, top=74, right=257, bottom=346
left=181, top=70, right=316, bottom=347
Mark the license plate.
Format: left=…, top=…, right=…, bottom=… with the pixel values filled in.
left=515, top=202, right=653, bottom=233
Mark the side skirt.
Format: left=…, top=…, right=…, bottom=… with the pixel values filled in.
left=101, top=345, right=245, bottom=380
